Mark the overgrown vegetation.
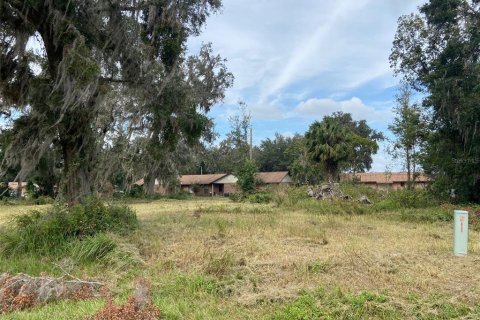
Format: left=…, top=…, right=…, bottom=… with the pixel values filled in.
left=0, top=198, right=137, bottom=257
left=0, top=196, right=479, bottom=319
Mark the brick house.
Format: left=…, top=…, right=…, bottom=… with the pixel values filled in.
left=179, top=171, right=293, bottom=196
left=342, top=172, right=431, bottom=190
left=180, top=174, right=231, bottom=196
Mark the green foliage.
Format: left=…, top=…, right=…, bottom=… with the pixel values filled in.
left=255, top=133, right=302, bottom=172
left=33, top=195, right=55, bottom=205
left=0, top=1, right=231, bottom=204
left=272, top=186, right=309, bottom=207
left=0, top=197, right=137, bottom=256
left=388, top=84, right=426, bottom=189
left=326, top=112, right=384, bottom=172
left=128, top=184, right=145, bottom=198
left=287, top=137, right=324, bottom=185
left=376, top=189, right=439, bottom=210
left=304, top=116, right=378, bottom=182
left=235, top=159, right=258, bottom=194
left=199, top=103, right=251, bottom=174
left=246, top=191, right=272, bottom=204
left=69, top=233, right=117, bottom=262
left=390, top=0, right=480, bottom=202
left=271, top=289, right=398, bottom=320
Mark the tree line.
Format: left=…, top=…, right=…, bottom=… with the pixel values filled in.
left=1, top=0, right=479, bottom=203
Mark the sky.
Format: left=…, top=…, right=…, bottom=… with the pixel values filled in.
left=188, top=0, right=426, bottom=172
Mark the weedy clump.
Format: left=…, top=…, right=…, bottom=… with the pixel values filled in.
left=375, top=188, right=439, bottom=210
left=89, top=278, right=160, bottom=320
left=0, top=197, right=138, bottom=257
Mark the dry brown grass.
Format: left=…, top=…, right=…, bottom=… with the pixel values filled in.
left=128, top=198, right=480, bottom=307
left=0, top=204, right=51, bottom=225
left=1, top=197, right=479, bottom=319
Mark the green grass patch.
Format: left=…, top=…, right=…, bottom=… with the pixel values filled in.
left=271, top=289, right=479, bottom=320
left=0, top=197, right=137, bottom=257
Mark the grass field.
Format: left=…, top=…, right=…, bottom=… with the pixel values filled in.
left=1, top=197, right=479, bottom=319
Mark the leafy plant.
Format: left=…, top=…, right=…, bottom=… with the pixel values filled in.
left=0, top=197, right=137, bottom=256
left=235, top=159, right=258, bottom=194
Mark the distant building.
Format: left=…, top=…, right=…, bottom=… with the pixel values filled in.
left=257, top=171, right=293, bottom=185
left=180, top=174, right=230, bottom=196
left=342, top=172, right=431, bottom=190
left=179, top=171, right=293, bottom=196
left=133, top=179, right=168, bottom=194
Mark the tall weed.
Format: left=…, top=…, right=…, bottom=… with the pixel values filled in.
left=0, top=197, right=137, bottom=256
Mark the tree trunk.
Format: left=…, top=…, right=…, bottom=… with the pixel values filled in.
left=144, top=172, right=156, bottom=195
left=16, top=177, right=22, bottom=198
left=406, top=147, right=412, bottom=190
left=62, top=138, right=93, bottom=205
left=57, top=92, right=100, bottom=205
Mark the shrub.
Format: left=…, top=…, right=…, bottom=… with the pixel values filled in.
left=166, top=191, right=191, bottom=200
left=376, top=188, right=438, bottom=210
left=33, top=195, right=54, bottom=205
left=0, top=197, right=138, bottom=256
left=229, top=193, right=244, bottom=202
left=128, top=184, right=145, bottom=198
left=70, top=233, right=117, bottom=262
left=247, top=191, right=272, bottom=204
left=272, top=186, right=308, bottom=207
left=235, top=159, right=258, bottom=194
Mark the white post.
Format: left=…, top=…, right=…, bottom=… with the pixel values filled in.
left=453, top=210, right=468, bottom=256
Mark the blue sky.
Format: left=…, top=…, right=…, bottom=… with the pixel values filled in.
left=188, top=0, right=426, bottom=172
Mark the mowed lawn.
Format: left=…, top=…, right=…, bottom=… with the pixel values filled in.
left=1, top=198, right=479, bottom=319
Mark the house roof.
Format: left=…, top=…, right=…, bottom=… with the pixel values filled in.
left=257, top=171, right=290, bottom=184
left=343, top=172, right=431, bottom=184
left=180, top=174, right=228, bottom=185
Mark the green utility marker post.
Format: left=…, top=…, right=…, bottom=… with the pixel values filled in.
left=453, top=210, right=468, bottom=256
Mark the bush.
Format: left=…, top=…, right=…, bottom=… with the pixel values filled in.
left=247, top=191, right=272, bottom=204
left=0, top=197, right=138, bottom=256
left=70, top=233, right=117, bottom=262
left=272, top=186, right=308, bottom=207
left=229, top=193, right=244, bottom=202
left=376, top=188, right=438, bottom=210
left=166, top=191, right=191, bottom=200
left=33, top=195, right=55, bottom=205
left=128, top=184, right=145, bottom=198
left=235, top=159, right=258, bottom=194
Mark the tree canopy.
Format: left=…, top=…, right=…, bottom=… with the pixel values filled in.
left=390, top=0, right=480, bottom=201
left=0, top=0, right=232, bottom=203
left=304, top=116, right=379, bottom=182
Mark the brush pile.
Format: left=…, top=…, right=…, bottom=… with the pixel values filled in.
left=307, top=184, right=352, bottom=200
left=307, top=184, right=372, bottom=204
left=0, top=273, right=102, bottom=313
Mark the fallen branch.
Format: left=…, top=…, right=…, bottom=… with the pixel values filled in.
left=0, top=272, right=104, bottom=314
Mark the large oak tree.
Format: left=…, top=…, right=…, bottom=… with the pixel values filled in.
left=0, top=0, right=231, bottom=203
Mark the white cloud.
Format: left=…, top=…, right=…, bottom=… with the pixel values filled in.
left=189, top=0, right=424, bottom=111
left=188, top=0, right=425, bottom=170
left=293, top=97, right=392, bottom=124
